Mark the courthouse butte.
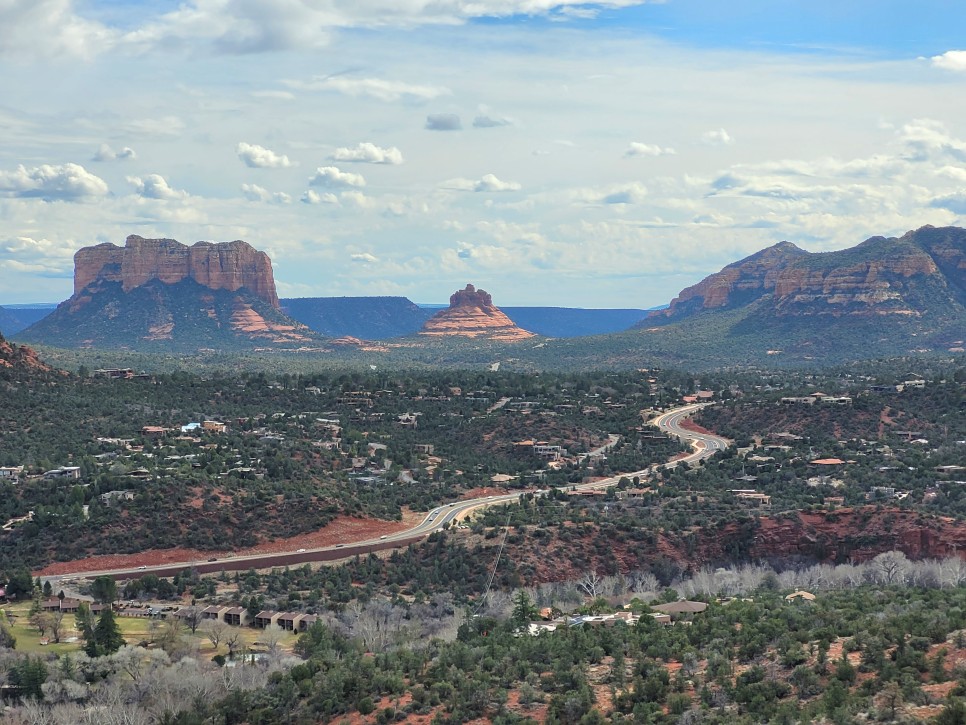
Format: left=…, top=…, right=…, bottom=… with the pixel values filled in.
left=420, top=284, right=535, bottom=342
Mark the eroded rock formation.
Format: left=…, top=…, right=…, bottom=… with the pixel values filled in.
left=74, top=235, right=279, bottom=308
left=648, top=225, right=966, bottom=323
left=420, top=284, right=534, bottom=341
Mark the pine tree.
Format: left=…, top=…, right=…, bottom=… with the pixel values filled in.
left=85, top=607, right=124, bottom=657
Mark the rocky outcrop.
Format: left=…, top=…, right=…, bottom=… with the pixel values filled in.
left=420, top=284, right=535, bottom=341
left=74, top=235, right=279, bottom=308
left=648, top=225, right=966, bottom=323
left=0, top=332, right=51, bottom=373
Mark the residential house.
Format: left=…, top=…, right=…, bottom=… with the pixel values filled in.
left=224, top=607, right=251, bottom=627
left=202, top=605, right=230, bottom=621
left=44, top=466, right=81, bottom=480
left=254, top=610, right=281, bottom=629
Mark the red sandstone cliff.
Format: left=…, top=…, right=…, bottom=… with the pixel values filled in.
left=74, top=235, right=279, bottom=309
left=0, top=333, right=51, bottom=373
left=647, top=225, right=966, bottom=323
left=420, top=284, right=535, bottom=341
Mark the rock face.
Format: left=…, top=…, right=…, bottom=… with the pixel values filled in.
left=17, top=235, right=319, bottom=352
left=74, top=235, right=279, bottom=309
left=420, top=284, right=535, bottom=341
left=648, top=225, right=966, bottom=323
left=0, top=332, right=51, bottom=374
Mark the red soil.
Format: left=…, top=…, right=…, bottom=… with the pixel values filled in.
left=37, top=511, right=423, bottom=577
left=678, top=418, right=713, bottom=436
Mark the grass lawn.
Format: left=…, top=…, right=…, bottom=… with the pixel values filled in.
left=1, top=602, right=83, bottom=655
left=2, top=601, right=301, bottom=658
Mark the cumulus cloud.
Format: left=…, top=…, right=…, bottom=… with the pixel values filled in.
left=931, top=50, right=966, bottom=72
left=241, top=183, right=291, bottom=203
left=0, top=0, right=115, bottom=59
left=0, top=236, right=77, bottom=275
left=0, top=163, right=109, bottom=201
left=473, top=114, right=513, bottom=128
left=300, top=190, right=339, bottom=204
left=443, top=173, right=521, bottom=192
left=308, top=166, right=366, bottom=188
left=426, top=113, right=462, bottom=131
left=897, top=119, right=966, bottom=162
left=331, top=142, right=404, bottom=165
left=351, top=252, right=379, bottom=263
left=701, top=128, right=735, bottom=146
left=289, top=76, right=449, bottom=102
left=624, top=142, right=675, bottom=158
left=92, top=144, right=137, bottom=162
left=237, top=142, right=294, bottom=168
left=126, top=174, right=188, bottom=200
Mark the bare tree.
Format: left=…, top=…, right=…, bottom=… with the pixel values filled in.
left=49, top=611, right=66, bottom=644
left=627, top=570, right=660, bottom=597
left=869, top=551, right=909, bottom=586
left=225, top=630, right=242, bottom=660
left=201, top=619, right=228, bottom=651
left=180, top=607, right=203, bottom=634
left=577, top=570, right=604, bottom=599
left=29, top=612, right=54, bottom=639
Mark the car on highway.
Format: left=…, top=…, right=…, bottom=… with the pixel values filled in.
left=297, top=548, right=306, bottom=553
left=137, top=565, right=146, bottom=570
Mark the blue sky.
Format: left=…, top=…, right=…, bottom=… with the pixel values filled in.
left=1, top=1, right=965, bottom=308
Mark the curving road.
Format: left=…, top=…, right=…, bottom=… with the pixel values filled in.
left=40, top=403, right=728, bottom=585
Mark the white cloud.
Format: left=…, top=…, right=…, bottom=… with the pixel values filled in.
left=624, top=142, right=675, bottom=158
left=443, top=174, right=521, bottom=192
left=331, top=142, right=404, bottom=165
left=897, top=119, right=966, bottom=162
left=473, top=114, right=513, bottom=128
left=300, top=190, right=339, bottom=204
left=931, top=50, right=966, bottom=72
left=92, top=144, right=137, bottom=162
left=237, top=142, right=294, bottom=168
left=601, top=182, right=649, bottom=204
left=288, top=76, right=450, bottom=102
left=122, top=116, right=185, bottom=138
left=308, top=166, right=366, bottom=188
left=0, top=0, right=115, bottom=60
left=250, top=90, right=296, bottom=101
left=426, top=113, right=462, bottom=131
left=126, top=174, right=188, bottom=200
left=0, top=163, right=109, bottom=201
left=351, top=252, right=379, bottom=263
left=110, top=1, right=655, bottom=57
left=241, top=183, right=291, bottom=203
left=701, top=128, right=735, bottom=146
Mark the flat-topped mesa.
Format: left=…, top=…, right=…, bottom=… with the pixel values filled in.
left=420, top=284, right=535, bottom=341
left=73, top=235, right=279, bottom=309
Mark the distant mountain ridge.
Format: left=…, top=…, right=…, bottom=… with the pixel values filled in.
left=0, top=305, right=55, bottom=336
left=282, top=297, right=433, bottom=339
left=646, top=225, right=966, bottom=324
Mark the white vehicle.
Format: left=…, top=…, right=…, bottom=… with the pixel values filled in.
left=297, top=548, right=306, bottom=553
left=379, top=535, right=388, bottom=540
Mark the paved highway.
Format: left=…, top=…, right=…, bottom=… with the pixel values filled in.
left=41, top=403, right=728, bottom=585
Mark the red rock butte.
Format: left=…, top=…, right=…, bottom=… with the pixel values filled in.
left=73, top=235, right=280, bottom=309
left=420, top=284, right=534, bottom=341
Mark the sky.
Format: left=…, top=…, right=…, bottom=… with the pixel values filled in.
left=2, top=1, right=966, bottom=307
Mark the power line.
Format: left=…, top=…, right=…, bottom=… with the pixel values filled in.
left=473, top=507, right=513, bottom=616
